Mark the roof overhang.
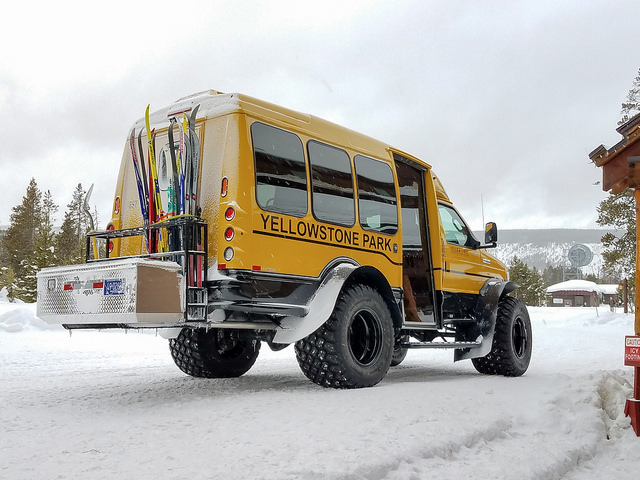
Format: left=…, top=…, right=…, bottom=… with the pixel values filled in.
left=590, top=112, right=640, bottom=193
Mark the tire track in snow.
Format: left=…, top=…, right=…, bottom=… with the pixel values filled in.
left=346, top=417, right=600, bottom=480
left=336, top=373, right=626, bottom=480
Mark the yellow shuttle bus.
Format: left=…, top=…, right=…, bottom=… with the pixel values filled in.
left=37, top=90, right=532, bottom=389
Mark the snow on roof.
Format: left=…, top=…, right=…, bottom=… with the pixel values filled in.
left=599, top=284, right=620, bottom=295
left=546, top=280, right=602, bottom=294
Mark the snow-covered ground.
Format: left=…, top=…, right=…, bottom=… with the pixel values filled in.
left=1, top=301, right=639, bottom=480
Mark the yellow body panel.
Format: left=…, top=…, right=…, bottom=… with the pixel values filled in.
left=106, top=90, right=506, bottom=308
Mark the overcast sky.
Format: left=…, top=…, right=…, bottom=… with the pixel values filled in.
left=1, top=0, right=639, bottom=231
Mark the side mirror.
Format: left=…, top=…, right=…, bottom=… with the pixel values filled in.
left=484, top=222, right=498, bottom=247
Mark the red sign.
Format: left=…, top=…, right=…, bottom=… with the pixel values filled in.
left=625, top=336, right=640, bottom=367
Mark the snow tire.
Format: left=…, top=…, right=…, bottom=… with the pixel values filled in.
left=295, top=284, right=394, bottom=389
left=390, top=335, right=409, bottom=367
left=169, top=328, right=260, bottom=378
left=472, top=296, right=532, bottom=377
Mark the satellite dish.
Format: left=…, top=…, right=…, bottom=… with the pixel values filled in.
left=568, top=244, right=593, bottom=267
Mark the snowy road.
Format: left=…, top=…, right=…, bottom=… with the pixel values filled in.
left=1, top=304, right=639, bottom=479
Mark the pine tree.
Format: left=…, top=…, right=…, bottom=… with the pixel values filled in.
left=56, top=184, right=89, bottom=265
left=33, top=190, right=58, bottom=270
left=0, top=266, right=17, bottom=301
left=619, top=67, right=640, bottom=125
left=542, top=264, right=564, bottom=286
left=508, top=256, right=546, bottom=306
left=14, top=259, right=38, bottom=302
left=4, top=178, right=42, bottom=278
left=596, top=190, right=635, bottom=299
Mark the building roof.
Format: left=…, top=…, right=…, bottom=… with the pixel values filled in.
left=546, top=280, right=602, bottom=294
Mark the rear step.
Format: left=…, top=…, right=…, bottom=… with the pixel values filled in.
left=186, top=286, right=207, bottom=321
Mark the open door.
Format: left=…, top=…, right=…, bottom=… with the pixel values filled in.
left=394, top=155, right=436, bottom=325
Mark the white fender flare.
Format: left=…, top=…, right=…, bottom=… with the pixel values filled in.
left=271, top=263, right=358, bottom=344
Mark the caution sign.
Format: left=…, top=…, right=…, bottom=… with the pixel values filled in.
left=625, top=336, right=640, bottom=367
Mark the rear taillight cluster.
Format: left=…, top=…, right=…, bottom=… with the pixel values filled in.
left=221, top=177, right=235, bottom=264
left=106, top=223, right=115, bottom=253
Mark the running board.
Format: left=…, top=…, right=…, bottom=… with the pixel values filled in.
left=400, top=340, right=482, bottom=350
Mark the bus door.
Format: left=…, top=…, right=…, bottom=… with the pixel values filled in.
left=394, top=157, right=436, bottom=325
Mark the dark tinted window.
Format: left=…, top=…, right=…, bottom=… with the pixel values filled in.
left=251, top=122, right=307, bottom=217
left=308, top=140, right=355, bottom=226
left=354, top=155, right=398, bottom=234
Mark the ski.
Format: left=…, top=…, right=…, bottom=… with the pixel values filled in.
left=188, top=104, right=201, bottom=215
left=129, top=128, right=149, bottom=253
left=137, top=130, right=149, bottom=203
left=129, top=128, right=149, bottom=224
left=167, top=117, right=180, bottom=217
left=183, top=117, right=193, bottom=216
left=152, top=128, right=168, bottom=252
left=178, top=116, right=186, bottom=215
left=167, top=117, right=182, bottom=252
left=187, top=105, right=202, bottom=286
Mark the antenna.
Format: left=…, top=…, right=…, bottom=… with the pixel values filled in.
left=83, top=183, right=95, bottom=231
left=481, top=194, right=485, bottom=227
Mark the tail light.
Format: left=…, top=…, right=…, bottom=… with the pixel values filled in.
left=107, top=223, right=115, bottom=253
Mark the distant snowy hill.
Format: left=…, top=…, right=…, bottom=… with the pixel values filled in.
left=477, top=229, right=617, bottom=276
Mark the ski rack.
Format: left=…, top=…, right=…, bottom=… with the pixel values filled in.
left=85, top=216, right=208, bottom=322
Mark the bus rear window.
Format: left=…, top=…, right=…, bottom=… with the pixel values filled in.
left=251, top=122, right=307, bottom=217
left=354, top=155, right=398, bottom=235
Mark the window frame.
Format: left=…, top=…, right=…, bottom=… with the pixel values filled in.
left=354, top=154, right=398, bottom=235
left=307, top=139, right=356, bottom=228
left=437, top=202, right=479, bottom=248
left=251, top=121, right=308, bottom=218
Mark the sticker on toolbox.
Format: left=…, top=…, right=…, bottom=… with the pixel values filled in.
left=63, top=279, right=105, bottom=292
left=104, top=279, right=126, bottom=295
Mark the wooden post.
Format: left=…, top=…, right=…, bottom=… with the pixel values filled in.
left=624, top=176, right=640, bottom=435
left=637, top=188, right=640, bottom=336
left=624, top=278, right=629, bottom=314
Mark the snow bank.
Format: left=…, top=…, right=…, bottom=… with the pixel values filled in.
left=0, top=300, right=61, bottom=332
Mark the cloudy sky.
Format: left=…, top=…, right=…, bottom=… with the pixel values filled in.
left=1, top=0, right=639, bottom=231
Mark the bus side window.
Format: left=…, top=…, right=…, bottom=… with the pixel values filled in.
left=251, top=122, right=307, bottom=217
left=308, top=140, right=355, bottom=226
left=354, top=155, right=398, bottom=235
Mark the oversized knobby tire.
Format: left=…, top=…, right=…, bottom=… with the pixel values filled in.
left=295, top=284, right=394, bottom=389
left=169, top=328, right=260, bottom=378
left=390, top=335, right=409, bottom=367
left=472, top=296, right=532, bottom=376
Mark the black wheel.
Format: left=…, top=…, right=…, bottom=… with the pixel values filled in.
left=169, top=328, right=260, bottom=378
left=390, top=335, right=409, bottom=367
left=295, top=284, right=394, bottom=389
left=472, top=296, right=532, bottom=376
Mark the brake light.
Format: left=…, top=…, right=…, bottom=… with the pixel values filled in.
left=225, top=206, right=235, bottom=221
left=224, top=227, right=234, bottom=241
left=107, top=224, right=115, bottom=253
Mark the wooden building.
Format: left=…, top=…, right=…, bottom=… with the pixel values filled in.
left=546, top=280, right=602, bottom=307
